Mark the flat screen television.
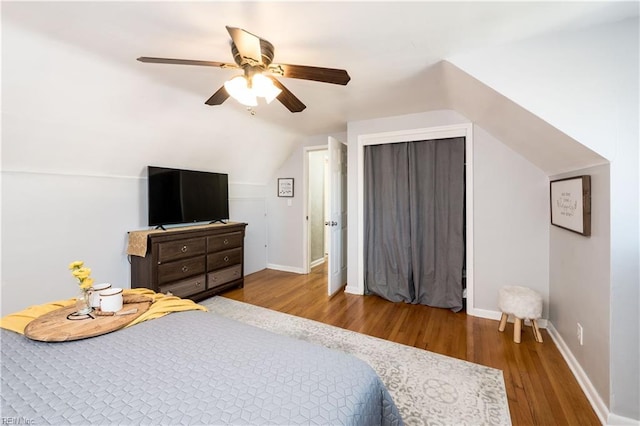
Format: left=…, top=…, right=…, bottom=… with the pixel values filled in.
left=147, top=166, right=229, bottom=227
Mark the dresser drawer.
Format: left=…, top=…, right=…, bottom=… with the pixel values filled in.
left=207, top=265, right=242, bottom=290
left=207, top=232, right=243, bottom=252
left=158, top=256, right=206, bottom=284
left=159, top=274, right=206, bottom=298
left=207, top=248, right=242, bottom=271
left=158, top=238, right=206, bottom=263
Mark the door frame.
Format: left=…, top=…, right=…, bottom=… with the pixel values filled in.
left=302, top=145, right=329, bottom=274
left=353, top=123, right=475, bottom=314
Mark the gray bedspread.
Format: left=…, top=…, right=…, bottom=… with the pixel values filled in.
left=1, top=310, right=402, bottom=425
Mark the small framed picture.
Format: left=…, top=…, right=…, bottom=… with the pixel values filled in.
left=278, top=178, right=294, bottom=197
left=550, top=175, right=591, bottom=236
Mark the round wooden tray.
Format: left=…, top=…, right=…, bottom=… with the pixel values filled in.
left=24, top=301, right=151, bottom=342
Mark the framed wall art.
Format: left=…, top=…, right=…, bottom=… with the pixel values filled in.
left=550, top=175, right=591, bottom=236
left=278, top=178, right=294, bottom=197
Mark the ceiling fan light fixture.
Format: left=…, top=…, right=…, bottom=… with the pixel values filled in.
left=224, top=73, right=282, bottom=107
left=251, top=73, right=282, bottom=104
left=139, top=26, right=350, bottom=113
left=224, top=75, right=257, bottom=106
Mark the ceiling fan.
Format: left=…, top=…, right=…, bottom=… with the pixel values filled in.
left=137, top=26, right=351, bottom=113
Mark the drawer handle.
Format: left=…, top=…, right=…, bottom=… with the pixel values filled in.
left=223, top=239, right=229, bottom=245
left=195, top=281, right=202, bottom=287
left=224, top=256, right=229, bottom=262
left=212, top=277, right=217, bottom=282
left=182, top=266, right=189, bottom=273
left=181, top=245, right=188, bottom=253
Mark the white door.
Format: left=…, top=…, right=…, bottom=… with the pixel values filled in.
left=327, top=136, right=347, bottom=296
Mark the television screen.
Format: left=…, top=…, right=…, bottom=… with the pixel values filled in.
left=148, top=166, right=229, bottom=227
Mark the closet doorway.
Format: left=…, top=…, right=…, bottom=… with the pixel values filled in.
left=356, top=124, right=474, bottom=314
left=364, top=137, right=465, bottom=311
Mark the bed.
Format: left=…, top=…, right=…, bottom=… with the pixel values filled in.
left=1, top=309, right=402, bottom=425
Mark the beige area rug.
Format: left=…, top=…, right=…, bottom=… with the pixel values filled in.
left=202, top=296, right=512, bottom=426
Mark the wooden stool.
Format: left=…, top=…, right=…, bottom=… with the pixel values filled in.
left=498, top=286, right=543, bottom=343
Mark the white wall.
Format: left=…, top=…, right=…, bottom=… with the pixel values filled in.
left=266, top=133, right=345, bottom=273
left=1, top=12, right=275, bottom=316
left=1, top=171, right=140, bottom=315
left=0, top=171, right=267, bottom=316
left=1, top=18, right=299, bottom=184
left=473, top=126, right=549, bottom=315
left=265, top=140, right=306, bottom=273
left=228, top=183, right=268, bottom=276
left=346, top=110, right=549, bottom=315
left=450, top=17, right=639, bottom=420
left=549, top=164, right=611, bottom=412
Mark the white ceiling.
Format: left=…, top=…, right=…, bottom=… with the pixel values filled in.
left=4, top=1, right=637, bottom=134
left=2, top=1, right=637, bottom=181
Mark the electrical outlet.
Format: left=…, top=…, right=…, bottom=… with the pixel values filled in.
left=577, top=323, right=584, bottom=346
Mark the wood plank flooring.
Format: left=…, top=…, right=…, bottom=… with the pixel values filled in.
left=221, top=263, right=601, bottom=425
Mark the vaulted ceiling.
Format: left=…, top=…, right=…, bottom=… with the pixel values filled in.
left=2, top=1, right=636, bottom=182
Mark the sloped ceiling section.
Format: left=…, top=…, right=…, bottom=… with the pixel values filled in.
left=2, top=1, right=629, bottom=183
left=438, top=61, right=607, bottom=175
left=1, top=16, right=304, bottom=185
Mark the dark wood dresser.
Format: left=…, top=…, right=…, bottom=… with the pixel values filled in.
left=130, top=222, right=247, bottom=301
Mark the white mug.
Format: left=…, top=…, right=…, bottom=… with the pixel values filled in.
left=89, top=283, right=111, bottom=308
left=100, top=287, right=123, bottom=312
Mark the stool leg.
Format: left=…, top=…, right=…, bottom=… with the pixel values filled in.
left=499, top=313, right=508, bottom=332
left=532, top=319, right=543, bottom=343
left=514, top=318, right=522, bottom=343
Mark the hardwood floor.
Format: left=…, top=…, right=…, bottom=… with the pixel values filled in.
left=221, top=263, right=601, bottom=425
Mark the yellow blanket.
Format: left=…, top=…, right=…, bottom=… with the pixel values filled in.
left=123, top=288, right=208, bottom=327
left=0, top=288, right=208, bottom=335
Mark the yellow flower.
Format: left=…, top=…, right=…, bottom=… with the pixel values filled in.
left=69, top=260, right=95, bottom=291
left=68, top=261, right=84, bottom=270
left=80, top=278, right=94, bottom=290
left=72, top=267, right=91, bottom=280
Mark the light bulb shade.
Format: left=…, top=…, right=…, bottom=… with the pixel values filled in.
left=251, top=74, right=282, bottom=104
left=224, top=76, right=257, bottom=106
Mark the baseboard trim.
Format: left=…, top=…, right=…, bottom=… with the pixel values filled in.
left=310, top=258, right=325, bottom=268
left=344, top=284, right=362, bottom=295
left=468, top=307, right=548, bottom=328
left=468, top=307, right=502, bottom=321
left=468, top=313, right=632, bottom=424
left=266, top=264, right=306, bottom=274
left=546, top=322, right=608, bottom=425
left=547, top=323, right=639, bottom=425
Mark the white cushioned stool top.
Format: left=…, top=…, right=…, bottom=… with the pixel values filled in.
left=499, top=286, right=542, bottom=319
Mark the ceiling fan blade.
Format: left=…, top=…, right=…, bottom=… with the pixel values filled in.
left=269, top=77, right=306, bottom=113
left=205, top=86, right=230, bottom=106
left=137, top=57, right=237, bottom=69
left=226, top=26, right=264, bottom=66
left=269, top=64, right=351, bottom=85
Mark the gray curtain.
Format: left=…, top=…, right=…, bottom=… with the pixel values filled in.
left=364, top=137, right=465, bottom=312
